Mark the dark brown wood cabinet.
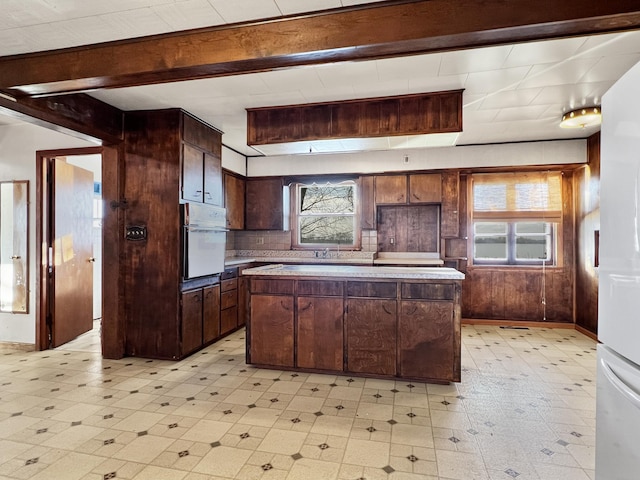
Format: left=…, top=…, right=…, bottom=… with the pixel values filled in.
left=203, top=285, right=221, bottom=343
left=223, top=171, right=245, bottom=230
left=204, top=152, right=223, bottom=206
left=297, top=280, right=344, bottom=371
left=360, top=175, right=376, bottom=229
left=122, top=108, right=223, bottom=359
left=181, top=289, right=204, bottom=355
left=409, top=173, right=442, bottom=203
left=346, top=298, right=396, bottom=375
left=221, top=274, right=238, bottom=335
left=247, top=274, right=462, bottom=383
left=375, top=175, right=406, bottom=204
left=245, top=177, right=286, bottom=230
left=249, top=294, right=295, bottom=367
left=441, top=171, right=460, bottom=237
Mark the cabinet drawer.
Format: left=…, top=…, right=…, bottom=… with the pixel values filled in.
left=221, top=278, right=237, bottom=292
left=401, top=283, right=454, bottom=300
left=222, top=267, right=238, bottom=280
left=298, top=280, right=344, bottom=297
left=347, top=281, right=397, bottom=298
left=221, top=289, right=237, bottom=309
left=250, top=279, right=294, bottom=295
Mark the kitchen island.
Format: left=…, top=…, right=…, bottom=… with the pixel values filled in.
left=243, top=264, right=465, bottom=384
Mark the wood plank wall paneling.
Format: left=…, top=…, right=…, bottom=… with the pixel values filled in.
left=122, top=109, right=182, bottom=359
left=575, top=133, right=600, bottom=335
left=461, top=170, right=576, bottom=323
left=246, top=91, right=462, bottom=145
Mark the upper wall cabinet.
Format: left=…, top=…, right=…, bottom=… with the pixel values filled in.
left=245, top=177, right=290, bottom=231
left=374, top=173, right=442, bottom=205
left=181, top=113, right=222, bottom=205
left=360, top=176, right=376, bottom=230
left=441, top=172, right=460, bottom=238
left=223, top=171, right=245, bottom=230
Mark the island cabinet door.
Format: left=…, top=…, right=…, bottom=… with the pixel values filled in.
left=399, top=300, right=454, bottom=380
left=250, top=295, right=294, bottom=367
left=203, top=285, right=221, bottom=344
left=346, top=298, right=397, bottom=376
left=297, top=297, right=344, bottom=371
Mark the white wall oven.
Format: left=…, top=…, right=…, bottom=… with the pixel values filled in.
left=181, top=203, right=227, bottom=280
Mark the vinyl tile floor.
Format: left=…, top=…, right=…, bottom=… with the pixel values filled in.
left=0, top=324, right=597, bottom=480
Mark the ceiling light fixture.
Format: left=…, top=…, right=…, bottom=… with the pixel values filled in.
left=560, top=106, right=601, bottom=129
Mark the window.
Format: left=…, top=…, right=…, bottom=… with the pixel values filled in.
left=293, top=180, right=358, bottom=248
left=471, top=172, right=562, bottom=266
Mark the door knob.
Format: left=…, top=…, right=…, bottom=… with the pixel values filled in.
left=88, top=257, right=96, bottom=263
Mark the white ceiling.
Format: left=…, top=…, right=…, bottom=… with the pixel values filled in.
left=2, top=0, right=640, bottom=156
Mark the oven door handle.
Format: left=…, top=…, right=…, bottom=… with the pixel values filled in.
left=186, top=226, right=229, bottom=233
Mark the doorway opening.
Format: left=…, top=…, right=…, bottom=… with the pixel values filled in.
left=36, top=147, right=103, bottom=353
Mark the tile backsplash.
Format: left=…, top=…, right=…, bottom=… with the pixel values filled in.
left=231, top=230, right=378, bottom=252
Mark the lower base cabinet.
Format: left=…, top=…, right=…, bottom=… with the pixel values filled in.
left=247, top=277, right=462, bottom=383
left=249, top=294, right=294, bottom=367
left=346, top=298, right=396, bottom=376
left=181, top=289, right=204, bottom=355
left=399, top=300, right=454, bottom=379
left=203, top=285, right=221, bottom=343
left=297, top=296, right=344, bottom=371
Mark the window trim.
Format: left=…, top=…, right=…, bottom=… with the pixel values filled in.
left=290, top=179, right=361, bottom=250
left=472, top=220, right=557, bottom=266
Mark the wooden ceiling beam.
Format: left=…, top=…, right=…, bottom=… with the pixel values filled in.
left=0, top=94, right=123, bottom=144
left=1, top=0, right=640, bottom=97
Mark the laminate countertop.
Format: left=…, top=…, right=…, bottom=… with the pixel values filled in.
left=242, top=264, right=464, bottom=280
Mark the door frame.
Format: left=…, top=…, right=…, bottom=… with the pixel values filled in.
left=36, top=145, right=124, bottom=357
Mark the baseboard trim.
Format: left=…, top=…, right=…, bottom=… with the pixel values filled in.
left=575, top=324, right=599, bottom=342
left=462, top=318, right=574, bottom=329
left=0, top=342, right=35, bottom=352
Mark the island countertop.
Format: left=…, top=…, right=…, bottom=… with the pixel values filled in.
left=242, top=264, right=465, bottom=280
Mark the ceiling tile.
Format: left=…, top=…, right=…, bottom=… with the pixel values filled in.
left=502, top=37, right=587, bottom=68
left=575, top=30, right=640, bottom=58
left=578, top=54, right=640, bottom=84
left=408, top=74, right=467, bottom=94
left=275, top=0, right=341, bottom=15
left=439, top=45, right=513, bottom=75
left=152, top=0, right=225, bottom=30
left=313, top=61, right=380, bottom=89
left=494, top=104, right=550, bottom=122
left=478, top=88, right=543, bottom=109
left=259, top=68, right=325, bottom=93
left=99, top=8, right=171, bottom=38
left=206, top=0, right=282, bottom=23
left=464, top=67, right=531, bottom=94
left=376, top=54, right=441, bottom=82
left=299, top=85, right=357, bottom=103
left=518, top=58, right=600, bottom=89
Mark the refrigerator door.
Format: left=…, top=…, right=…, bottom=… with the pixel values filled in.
left=599, top=59, right=640, bottom=366
left=596, top=345, right=640, bottom=479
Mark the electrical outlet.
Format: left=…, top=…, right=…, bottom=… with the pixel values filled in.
left=403, top=154, right=409, bottom=164
left=256, top=237, right=264, bottom=245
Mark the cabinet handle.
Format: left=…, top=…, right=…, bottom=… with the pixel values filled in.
left=382, top=305, right=393, bottom=315
left=280, top=301, right=291, bottom=311
left=404, top=305, right=418, bottom=316
left=299, top=302, right=312, bottom=312
left=205, top=192, right=212, bottom=198
left=10, top=255, right=21, bottom=260
left=88, top=257, right=96, bottom=263
left=412, top=193, right=420, bottom=200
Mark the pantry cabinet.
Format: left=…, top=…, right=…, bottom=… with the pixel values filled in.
left=223, top=171, right=245, bottom=230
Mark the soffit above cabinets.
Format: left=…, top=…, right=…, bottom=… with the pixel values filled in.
left=246, top=91, right=462, bottom=155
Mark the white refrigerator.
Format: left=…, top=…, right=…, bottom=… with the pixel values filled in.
left=597, top=58, right=640, bottom=479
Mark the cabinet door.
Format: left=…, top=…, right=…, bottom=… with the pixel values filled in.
left=245, top=178, right=284, bottom=230
left=399, top=300, right=454, bottom=380
left=224, top=172, right=245, bottom=230
left=237, top=274, right=249, bottom=328
left=375, top=175, right=407, bottom=204
left=204, top=153, right=223, bottom=206
left=182, top=144, right=204, bottom=202
left=249, top=295, right=294, bottom=367
left=203, top=285, right=221, bottom=343
left=360, top=175, right=376, bottom=229
left=346, top=298, right=396, bottom=375
left=221, top=306, right=237, bottom=335
left=297, top=297, right=344, bottom=371
left=409, top=174, right=442, bottom=203
left=441, top=171, right=460, bottom=237
left=181, top=289, right=203, bottom=354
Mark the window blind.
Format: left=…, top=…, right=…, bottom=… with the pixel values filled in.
left=472, top=171, right=562, bottom=217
